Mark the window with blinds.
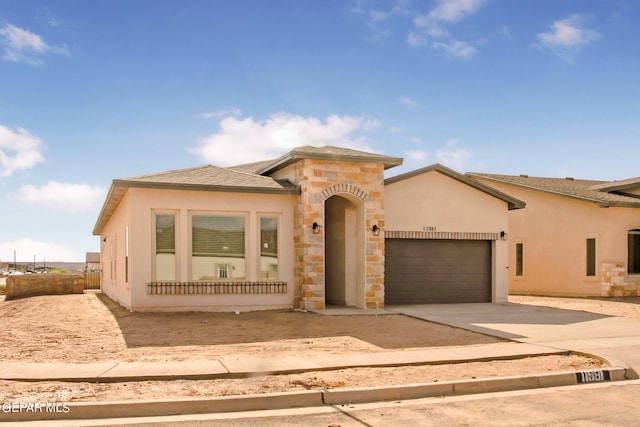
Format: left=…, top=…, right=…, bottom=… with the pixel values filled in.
left=260, top=216, right=279, bottom=280
left=191, top=215, right=246, bottom=280
left=155, top=213, right=176, bottom=281
left=156, top=214, right=175, bottom=254
left=192, top=215, right=245, bottom=257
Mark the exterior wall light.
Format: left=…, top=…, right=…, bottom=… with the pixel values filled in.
left=500, top=231, right=508, bottom=241
left=312, top=222, right=321, bottom=234
left=372, top=224, right=381, bottom=236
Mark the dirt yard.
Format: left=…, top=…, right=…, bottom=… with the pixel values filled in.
left=0, top=293, right=625, bottom=402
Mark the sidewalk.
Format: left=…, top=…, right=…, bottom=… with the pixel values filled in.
left=0, top=342, right=567, bottom=382
left=0, top=341, right=631, bottom=422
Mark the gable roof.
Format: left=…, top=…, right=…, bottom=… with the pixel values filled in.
left=92, top=165, right=299, bottom=235
left=256, top=145, right=403, bottom=175
left=468, top=173, right=640, bottom=208
left=226, top=159, right=276, bottom=175
left=385, top=163, right=526, bottom=210
left=589, top=176, right=640, bottom=193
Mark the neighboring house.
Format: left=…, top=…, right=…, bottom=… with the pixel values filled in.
left=85, top=252, right=101, bottom=271
left=469, top=173, right=640, bottom=297
left=93, top=146, right=521, bottom=312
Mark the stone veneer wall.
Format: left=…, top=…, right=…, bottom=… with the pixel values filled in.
left=292, top=159, right=386, bottom=310
left=5, top=274, right=84, bottom=300
left=601, top=262, right=640, bottom=296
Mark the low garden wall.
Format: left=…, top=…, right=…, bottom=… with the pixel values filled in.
left=5, top=274, right=84, bottom=300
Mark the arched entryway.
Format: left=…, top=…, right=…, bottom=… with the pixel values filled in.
left=324, top=194, right=365, bottom=307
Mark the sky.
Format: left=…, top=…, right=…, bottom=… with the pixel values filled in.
left=0, top=0, right=638, bottom=262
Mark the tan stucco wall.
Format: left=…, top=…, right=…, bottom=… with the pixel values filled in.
left=100, top=190, right=133, bottom=308
left=385, top=170, right=511, bottom=302
left=473, top=177, right=640, bottom=297
left=102, top=187, right=296, bottom=311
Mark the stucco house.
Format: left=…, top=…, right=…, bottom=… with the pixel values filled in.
left=469, top=173, right=640, bottom=297
left=92, top=146, right=523, bottom=312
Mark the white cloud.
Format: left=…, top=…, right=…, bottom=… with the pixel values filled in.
left=0, top=125, right=45, bottom=177
left=408, top=0, right=484, bottom=58
left=0, top=23, right=69, bottom=65
left=388, top=127, right=405, bottom=134
left=406, top=31, right=428, bottom=47
left=434, top=39, right=477, bottom=58
left=192, top=112, right=378, bottom=166
left=536, top=14, right=600, bottom=58
left=0, top=238, right=81, bottom=262
left=399, top=95, right=417, bottom=108
left=436, top=139, right=471, bottom=170
left=405, top=150, right=427, bottom=162
left=428, top=0, right=486, bottom=23
left=199, top=108, right=242, bottom=120
left=18, top=181, right=107, bottom=213
left=351, top=0, right=412, bottom=41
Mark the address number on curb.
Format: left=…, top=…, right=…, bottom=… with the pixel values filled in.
left=576, top=370, right=610, bottom=383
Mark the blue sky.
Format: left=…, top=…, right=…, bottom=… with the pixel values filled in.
left=0, top=0, right=638, bottom=262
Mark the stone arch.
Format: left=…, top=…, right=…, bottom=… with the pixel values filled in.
left=320, top=184, right=369, bottom=202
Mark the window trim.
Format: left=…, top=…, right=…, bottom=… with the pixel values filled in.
left=628, top=228, right=640, bottom=276
left=152, top=210, right=179, bottom=281
left=586, top=236, right=597, bottom=278
left=515, top=242, right=524, bottom=278
left=258, top=214, right=280, bottom=281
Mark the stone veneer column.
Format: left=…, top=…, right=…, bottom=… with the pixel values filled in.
left=601, top=261, right=640, bottom=296
left=292, top=159, right=386, bottom=310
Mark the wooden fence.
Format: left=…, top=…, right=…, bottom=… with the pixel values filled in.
left=84, top=269, right=102, bottom=291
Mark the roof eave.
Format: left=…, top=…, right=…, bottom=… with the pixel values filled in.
left=452, top=170, right=526, bottom=210
left=92, top=180, right=300, bottom=235
left=113, top=179, right=300, bottom=194
left=258, top=151, right=404, bottom=175
left=385, top=164, right=526, bottom=209
left=468, top=174, right=640, bottom=208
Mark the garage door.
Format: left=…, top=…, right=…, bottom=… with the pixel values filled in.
left=385, top=239, right=491, bottom=304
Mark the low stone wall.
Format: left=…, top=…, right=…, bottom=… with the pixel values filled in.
left=5, top=274, right=84, bottom=300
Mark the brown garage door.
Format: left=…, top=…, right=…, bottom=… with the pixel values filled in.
left=385, top=239, right=492, bottom=304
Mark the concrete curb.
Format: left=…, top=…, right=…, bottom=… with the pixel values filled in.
left=0, top=367, right=629, bottom=422
left=0, top=344, right=569, bottom=383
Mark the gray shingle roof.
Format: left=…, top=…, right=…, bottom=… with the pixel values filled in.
left=93, top=165, right=299, bottom=235
left=468, top=173, right=640, bottom=208
left=589, top=176, right=640, bottom=192
left=256, top=145, right=403, bottom=175
left=120, top=164, right=296, bottom=191
left=226, top=159, right=276, bottom=175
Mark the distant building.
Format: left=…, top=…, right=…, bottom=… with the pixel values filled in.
left=85, top=252, right=101, bottom=271
left=470, top=173, right=640, bottom=297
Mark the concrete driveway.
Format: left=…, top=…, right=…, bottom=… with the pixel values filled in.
left=388, top=302, right=640, bottom=378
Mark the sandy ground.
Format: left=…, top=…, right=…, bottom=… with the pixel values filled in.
left=0, top=293, right=627, bottom=402
left=510, top=295, right=640, bottom=319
